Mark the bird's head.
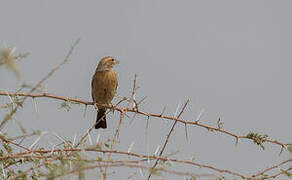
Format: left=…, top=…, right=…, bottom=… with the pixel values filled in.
left=96, top=56, right=119, bottom=71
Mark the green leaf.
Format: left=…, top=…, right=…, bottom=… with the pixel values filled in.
left=246, top=131, right=268, bottom=150
left=288, top=145, right=292, bottom=154
left=58, top=102, right=71, bottom=112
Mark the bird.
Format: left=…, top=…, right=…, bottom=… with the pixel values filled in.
left=91, top=56, right=119, bottom=129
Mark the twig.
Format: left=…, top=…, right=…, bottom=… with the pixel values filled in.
left=7, top=131, right=40, bottom=141
left=0, top=147, right=247, bottom=178
left=51, top=162, right=215, bottom=179
left=8, top=159, right=51, bottom=180
left=0, top=91, right=290, bottom=149
left=103, top=74, right=137, bottom=179
left=0, top=91, right=92, bottom=105
left=258, top=166, right=292, bottom=180
left=0, top=135, right=30, bottom=151
left=0, top=38, right=80, bottom=130
left=147, top=99, right=190, bottom=180
left=251, top=158, right=292, bottom=178
left=73, top=98, right=126, bottom=148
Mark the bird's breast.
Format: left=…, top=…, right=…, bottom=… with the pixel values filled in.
left=91, top=70, right=118, bottom=104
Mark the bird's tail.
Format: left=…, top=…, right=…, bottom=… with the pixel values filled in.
left=95, top=108, right=107, bottom=129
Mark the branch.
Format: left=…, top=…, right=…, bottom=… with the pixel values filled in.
left=0, top=38, right=80, bottom=130
left=259, top=166, right=292, bottom=180
left=0, top=91, right=290, bottom=150
left=2, top=147, right=245, bottom=179
left=147, top=99, right=190, bottom=180
left=51, top=163, right=215, bottom=179
left=251, top=158, right=292, bottom=178
left=104, top=74, right=137, bottom=179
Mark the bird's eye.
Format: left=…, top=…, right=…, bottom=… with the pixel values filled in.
left=111, top=59, right=114, bottom=61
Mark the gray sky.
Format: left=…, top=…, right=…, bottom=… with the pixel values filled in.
left=1, top=0, right=291, bottom=179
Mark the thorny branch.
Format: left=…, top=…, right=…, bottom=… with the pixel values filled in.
left=147, top=99, right=190, bottom=180
left=51, top=163, right=215, bottom=179
left=0, top=91, right=290, bottom=149
left=1, top=146, right=291, bottom=179
left=1, top=67, right=291, bottom=179
left=251, top=158, right=292, bottom=178
left=0, top=147, right=246, bottom=178
left=0, top=39, right=80, bottom=130
left=103, top=74, right=137, bottom=180
left=260, top=166, right=292, bottom=180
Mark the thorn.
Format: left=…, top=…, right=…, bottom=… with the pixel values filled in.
left=235, top=137, right=239, bottom=147
left=154, top=145, right=160, bottom=156
left=195, top=108, right=205, bottom=122
left=29, top=132, right=46, bottom=149
left=184, top=123, right=189, bottom=142
left=52, top=132, right=67, bottom=145
left=83, top=105, right=87, bottom=118
left=31, top=98, right=38, bottom=115
left=138, top=162, right=145, bottom=177
left=127, top=142, right=135, bottom=153
left=160, top=105, right=167, bottom=117
left=72, top=134, right=77, bottom=147
left=96, top=134, right=100, bottom=144
left=173, top=102, right=181, bottom=118
left=87, top=130, right=93, bottom=146
left=132, top=94, right=136, bottom=109
left=137, top=96, right=147, bottom=105
left=146, top=116, right=150, bottom=130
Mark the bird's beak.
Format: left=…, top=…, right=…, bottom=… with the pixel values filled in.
left=115, top=60, right=120, bottom=64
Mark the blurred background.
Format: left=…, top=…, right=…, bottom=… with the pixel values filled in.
left=0, top=0, right=291, bottom=179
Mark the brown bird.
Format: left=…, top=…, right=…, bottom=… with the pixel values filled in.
left=91, top=56, right=119, bottom=129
